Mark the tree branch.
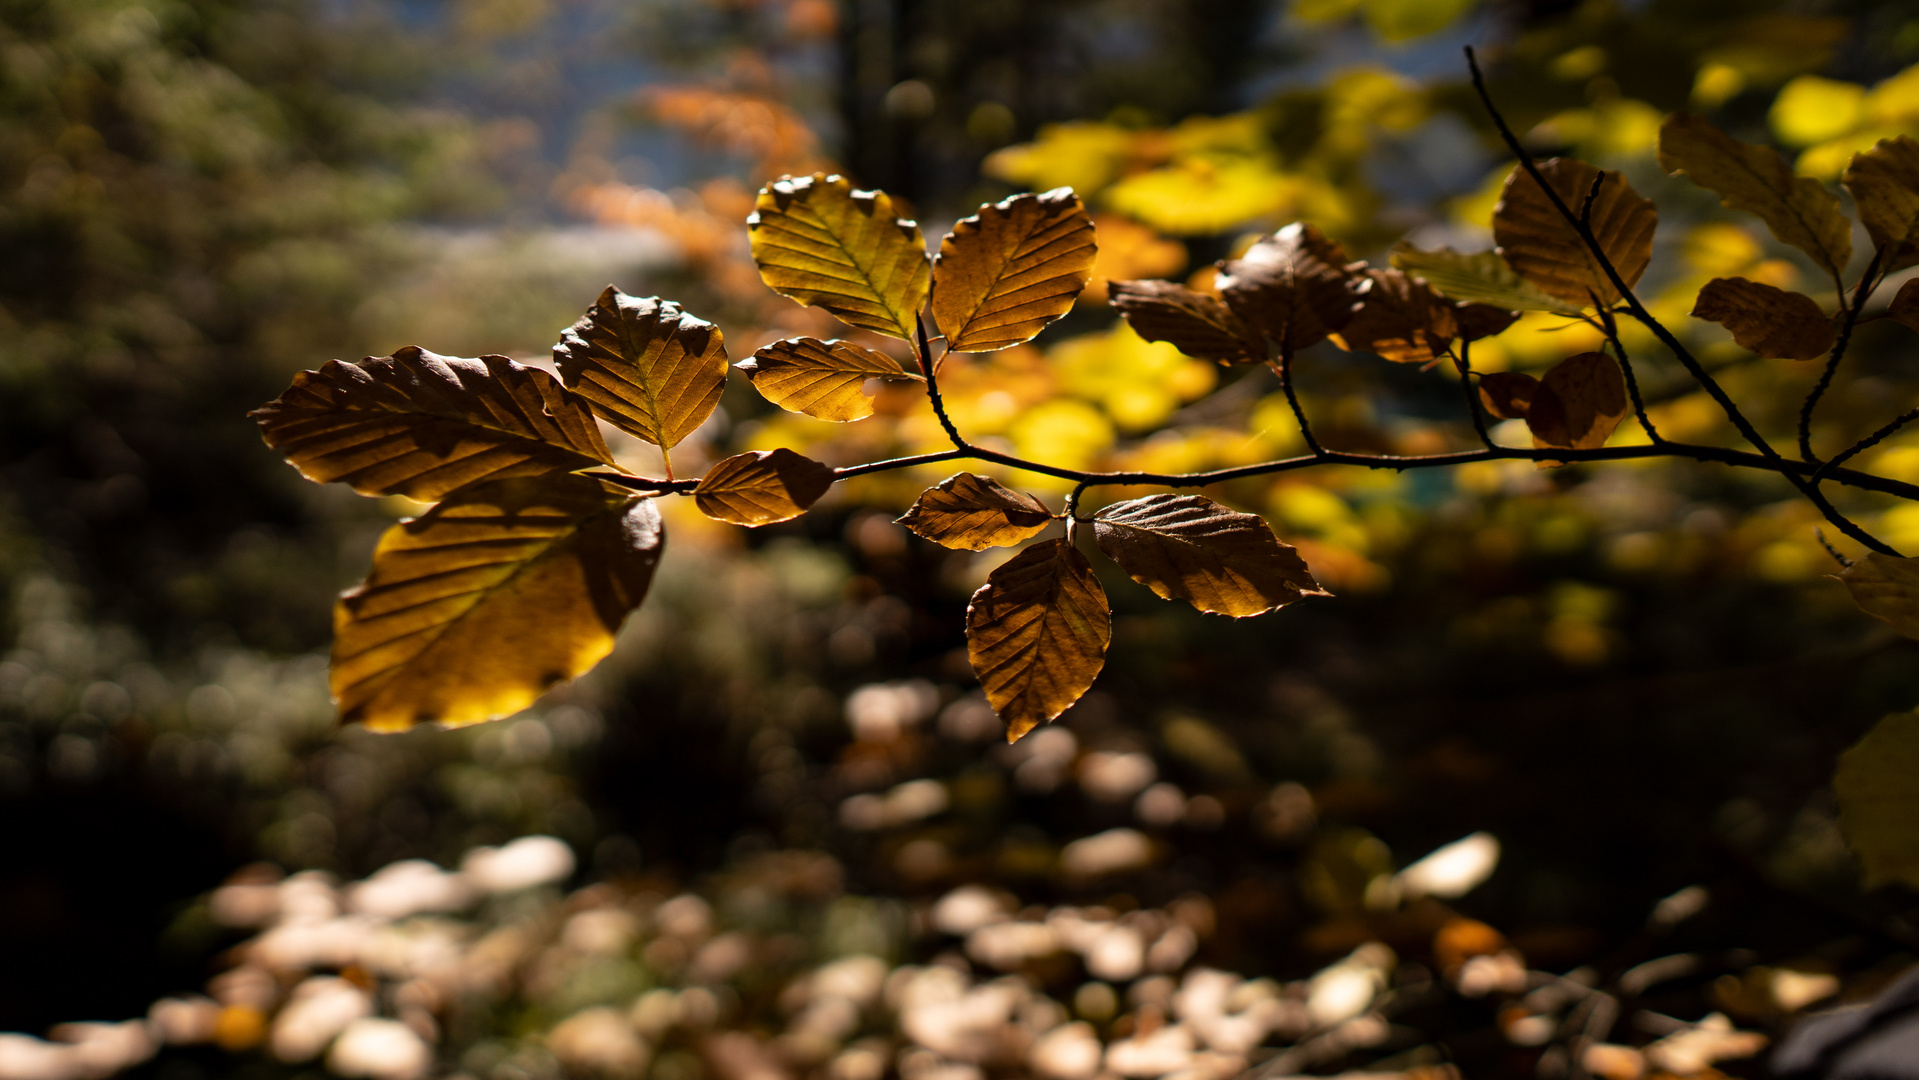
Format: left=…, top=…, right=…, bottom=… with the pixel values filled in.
left=1273, top=342, right=1323, bottom=455
left=1801, top=248, right=1884, bottom=462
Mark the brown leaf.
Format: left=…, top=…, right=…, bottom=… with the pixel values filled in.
left=1889, top=277, right=1919, bottom=336
left=1334, top=267, right=1459, bottom=364
left=1108, top=279, right=1267, bottom=364
left=748, top=173, right=931, bottom=341
left=1454, top=304, right=1522, bottom=343
left=1658, top=114, right=1851, bottom=279
left=1092, top=494, right=1327, bottom=617
left=1214, top=222, right=1357, bottom=352
left=735, top=337, right=918, bottom=422
left=1493, top=159, right=1657, bottom=307
left=693, top=448, right=836, bottom=526
left=252, top=347, right=615, bottom=502
left=1527, top=352, right=1628, bottom=453
left=1840, top=552, right=1919, bottom=640
left=895, top=472, right=1054, bottom=550
left=1837, top=711, right=1919, bottom=891
left=1478, top=372, right=1539, bottom=420
left=555, top=287, right=728, bottom=449
left=1845, top=136, right=1919, bottom=273
left=332, top=476, right=661, bottom=731
left=1690, top=277, right=1835, bottom=360
left=966, top=539, right=1111, bottom=741
left=931, top=188, right=1097, bottom=352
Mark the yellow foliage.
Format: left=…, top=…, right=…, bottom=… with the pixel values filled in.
left=1770, top=76, right=1867, bottom=146
left=1878, top=503, right=1919, bottom=553
left=983, top=122, right=1138, bottom=195
left=1683, top=223, right=1764, bottom=277
left=1473, top=311, right=1606, bottom=369
left=1080, top=215, right=1187, bottom=306
left=1448, top=166, right=1510, bottom=230
left=1692, top=63, right=1747, bottom=110
left=1360, top=0, right=1477, bottom=44
left=1050, top=323, right=1217, bottom=431
left=1757, top=64, right=1919, bottom=179
left=1869, top=64, right=1919, bottom=126
left=1535, top=98, right=1664, bottom=159
left=1102, top=156, right=1296, bottom=235
left=1008, top=398, right=1114, bottom=475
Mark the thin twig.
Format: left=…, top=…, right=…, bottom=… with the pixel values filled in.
left=1596, top=300, right=1661, bottom=443
left=1578, top=170, right=1604, bottom=226
left=1813, top=407, right=1919, bottom=483
left=1801, top=248, right=1885, bottom=462
left=1817, top=528, right=1855, bottom=569
left=1450, top=340, right=1493, bottom=448
left=1273, top=343, right=1323, bottom=455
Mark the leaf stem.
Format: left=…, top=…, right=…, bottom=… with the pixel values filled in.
left=1801, top=248, right=1884, bottom=462
left=1274, top=343, right=1323, bottom=455
left=1450, top=340, right=1494, bottom=449
left=1596, top=301, right=1661, bottom=443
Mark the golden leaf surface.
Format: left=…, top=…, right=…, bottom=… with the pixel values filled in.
left=1388, top=245, right=1583, bottom=316
left=1214, top=222, right=1356, bottom=352
left=1836, top=712, right=1919, bottom=890
left=931, top=188, right=1097, bottom=351
left=1335, top=267, right=1458, bottom=364
left=895, top=472, right=1054, bottom=551
left=253, top=347, right=615, bottom=502
left=693, top=448, right=836, bottom=526
left=332, top=476, right=661, bottom=732
left=1840, top=551, right=1919, bottom=640
left=1690, top=277, right=1835, bottom=360
left=1477, top=372, right=1539, bottom=420
left=1107, top=279, right=1267, bottom=364
left=1092, top=493, right=1327, bottom=617
left=1493, top=158, right=1657, bottom=307
left=735, top=337, right=919, bottom=422
left=555, top=287, right=727, bottom=450
left=966, top=539, right=1111, bottom=742
left=1658, top=114, right=1851, bottom=279
left=748, top=173, right=931, bottom=340
left=1845, top=136, right=1919, bottom=273
left=1528, top=352, right=1628, bottom=453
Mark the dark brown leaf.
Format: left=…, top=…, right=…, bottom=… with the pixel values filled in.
left=1889, top=277, right=1919, bottom=336
left=1660, top=113, right=1852, bottom=280
left=555, top=287, right=729, bottom=449
left=1527, top=352, right=1629, bottom=453
left=1845, top=136, right=1919, bottom=273
left=931, top=188, right=1097, bottom=352
left=1214, top=222, right=1357, bottom=352
left=694, top=448, right=837, bottom=526
left=1478, top=372, right=1539, bottom=420
left=895, top=473, right=1055, bottom=550
left=1092, top=494, right=1327, bottom=617
left=966, top=539, right=1110, bottom=742
left=1690, top=277, right=1835, bottom=360
left=1334, top=268, right=1458, bottom=364
left=1493, top=159, right=1657, bottom=307
left=735, top=337, right=918, bottom=422
left=1108, top=279, right=1267, bottom=364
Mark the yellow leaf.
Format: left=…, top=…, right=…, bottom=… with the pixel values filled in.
left=965, top=539, right=1111, bottom=741
left=982, top=122, right=1138, bottom=197
left=1690, top=278, right=1834, bottom=360
left=932, top=189, right=1097, bottom=352
left=1657, top=114, right=1851, bottom=280
left=332, top=476, right=661, bottom=731
left=1010, top=397, right=1116, bottom=470
left=1835, top=711, right=1919, bottom=890
left=1527, top=352, right=1628, bottom=454
left=735, top=337, right=918, bottom=422
left=1103, top=157, right=1296, bottom=236
left=1844, top=136, right=1919, bottom=273
left=895, top=473, right=1055, bottom=550
left=1361, top=0, right=1476, bottom=42
left=748, top=173, right=931, bottom=340
left=1092, top=493, right=1328, bottom=617
left=1768, top=75, right=1867, bottom=147
left=252, top=347, right=615, bottom=502
left=1839, top=551, right=1919, bottom=639
left=555, top=287, right=728, bottom=450
left=1493, top=158, right=1657, bottom=307
left=693, top=448, right=836, bottom=526
left=1108, top=279, right=1267, bottom=364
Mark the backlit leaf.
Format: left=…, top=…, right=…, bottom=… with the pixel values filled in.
left=1527, top=352, right=1628, bottom=453
left=693, top=448, right=836, bottom=526
left=1215, top=223, right=1357, bottom=352
left=932, top=188, right=1097, bottom=351
left=1388, top=244, right=1584, bottom=316
left=1107, top=279, right=1267, bottom=364
left=253, top=347, right=615, bottom=502
left=1092, top=493, right=1327, bottom=617
left=1454, top=303, right=1521, bottom=342
left=1334, top=267, right=1458, bottom=364
left=735, top=337, right=918, bottom=422
left=748, top=173, right=931, bottom=340
left=1478, top=372, right=1539, bottom=420
left=1658, top=114, right=1851, bottom=279
left=1839, top=551, right=1919, bottom=640
left=1690, top=277, right=1835, bottom=360
left=332, top=475, right=661, bottom=732
left=966, top=539, right=1111, bottom=742
left=1493, top=158, right=1657, bottom=307
left=555, top=287, right=728, bottom=449
left=1835, top=711, right=1919, bottom=890
left=895, top=472, right=1054, bottom=550
left=1844, top=135, right=1919, bottom=272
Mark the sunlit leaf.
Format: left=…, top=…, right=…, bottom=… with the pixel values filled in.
left=693, top=448, right=836, bottom=526
left=1839, top=551, right=1919, bottom=640
left=1478, top=372, right=1538, bottom=420
left=1388, top=244, right=1584, bottom=316
left=1092, top=493, right=1327, bottom=617
left=1215, top=222, right=1356, bottom=352
left=931, top=188, right=1097, bottom=352
left=748, top=173, right=931, bottom=340
left=253, top=347, right=615, bottom=502
left=555, top=287, right=728, bottom=449
left=1334, top=267, right=1458, bottom=364
left=1690, top=277, right=1835, bottom=360
left=1835, top=711, right=1919, bottom=890
left=735, top=337, right=919, bottom=422
left=895, top=472, right=1054, bottom=550
left=1843, top=135, right=1919, bottom=273
left=1107, top=279, right=1267, bottom=364
left=966, top=539, right=1111, bottom=741
left=1493, top=158, right=1657, bottom=307
left=332, top=476, right=661, bottom=732
left=1527, top=352, right=1628, bottom=453
left=1658, top=114, right=1851, bottom=279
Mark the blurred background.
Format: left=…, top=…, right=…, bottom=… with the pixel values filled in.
left=8, top=0, right=1919, bottom=1078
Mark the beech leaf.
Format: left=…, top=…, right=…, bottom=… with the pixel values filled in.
left=1890, top=278, right=1919, bottom=336
left=895, top=472, right=1055, bottom=551
left=1092, top=494, right=1327, bottom=617
left=1839, top=551, right=1919, bottom=640
left=555, top=287, right=728, bottom=449
left=932, top=188, right=1097, bottom=352
left=1108, top=279, right=1267, bottom=364
left=966, top=539, right=1111, bottom=742
left=252, top=347, right=615, bottom=502
left=1527, top=352, right=1628, bottom=454
left=1690, top=277, right=1835, bottom=360
left=1215, top=222, right=1356, bottom=352
left=735, top=337, right=919, bottom=423
left=1334, top=267, right=1458, bottom=364
left=1389, top=245, right=1584, bottom=316
left=694, top=448, right=836, bottom=526
left=332, top=475, right=661, bottom=732
left=1658, top=114, right=1851, bottom=279
left=1493, top=159, right=1656, bottom=308
left=1845, top=136, right=1919, bottom=273
left=1835, top=711, right=1919, bottom=890
left=1478, top=372, right=1539, bottom=420
left=1454, top=303, right=1521, bottom=342
left=749, top=173, right=931, bottom=341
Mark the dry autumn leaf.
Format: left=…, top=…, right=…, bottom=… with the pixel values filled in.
left=895, top=472, right=1054, bottom=550
left=1658, top=114, right=1851, bottom=280
left=1478, top=371, right=1539, bottom=420
left=1891, top=277, right=1919, bottom=335
left=1839, top=551, right=1919, bottom=640
left=1845, top=136, right=1919, bottom=273
left=331, top=476, right=662, bottom=731
left=1335, top=267, right=1459, bottom=364
left=1835, top=711, right=1919, bottom=890
left=1527, top=352, right=1628, bottom=453
left=253, top=347, right=615, bottom=502
left=1107, top=279, right=1267, bottom=364
left=555, top=287, right=728, bottom=450
left=1690, top=278, right=1835, bottom=360
left=1214, top=222, right=1356, bottom=352
left=694, top=448, right=837, bottom=526
left=931, top=188, right=1097, bottom=352
left=735, top=337, right=918, bottom=422
left=1388, top=245, right=1583, bottom=316
left=1454, top=303, right=1521, bottom=342
left=1493, top=158, right=1656, bottom=308
left=1092, top=493, right=1326, bottom=617
left=748, top=173, right=931, bottom=341
left=966, top=539, right=1110, bottom=741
